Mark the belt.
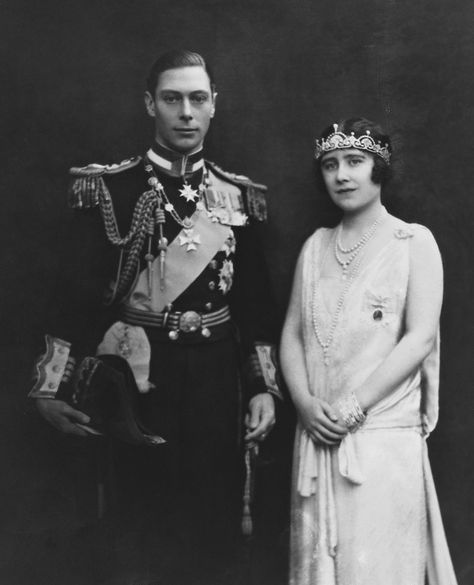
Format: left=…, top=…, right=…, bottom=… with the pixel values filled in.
left=121, top=304, right=231, bottom=341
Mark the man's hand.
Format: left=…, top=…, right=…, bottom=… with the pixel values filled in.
left=36, top=399, right=91, bottom=437
left=297, top=397, right=348, bottom=446
left=245, top=393, right=275, bottom=443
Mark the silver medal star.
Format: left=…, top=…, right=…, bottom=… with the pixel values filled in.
left=179, top=183, right=199, bottom=202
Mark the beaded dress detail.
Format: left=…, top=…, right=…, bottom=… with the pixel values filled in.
left=290, top=219, right=458, bottom=585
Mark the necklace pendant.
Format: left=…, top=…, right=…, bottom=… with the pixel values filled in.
left=179, top=183, right=199, bottom=203
left=341, top=273, right=347, bottom=281
left=178, top=228, right=201, bottom=252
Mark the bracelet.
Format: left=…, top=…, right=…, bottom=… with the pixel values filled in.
left=335, top=392, right=366, bottom=432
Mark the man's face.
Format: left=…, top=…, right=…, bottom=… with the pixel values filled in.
left=145, top=66, right=216, bottom=154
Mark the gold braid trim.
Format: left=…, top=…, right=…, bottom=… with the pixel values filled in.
left=68, top=157, right=141, bottom=209
left=68, top=174, right=106, bottom=209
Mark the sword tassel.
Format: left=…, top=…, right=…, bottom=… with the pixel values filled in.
left=155, top=208, right=168, bottom=291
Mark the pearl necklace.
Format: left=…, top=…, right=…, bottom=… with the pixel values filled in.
left=334, top=207, right=386, bottom=279
left=312, top=232, right=365, bottom=366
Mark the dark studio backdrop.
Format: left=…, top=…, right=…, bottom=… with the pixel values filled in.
left=0, top=0, right=472, bottom=583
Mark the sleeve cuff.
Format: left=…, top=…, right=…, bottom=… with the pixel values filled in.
left=28, top=335, right=73, bottom=399
left=246, top=343, right=283, bottom=401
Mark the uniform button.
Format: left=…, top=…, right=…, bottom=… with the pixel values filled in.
left=52, top=365, right=61, bottom=373
left=205, top=302, right=213, bottom=311
left=48, top=382, right=57, bottom=389
left=208, top=281, right=216, bottom=291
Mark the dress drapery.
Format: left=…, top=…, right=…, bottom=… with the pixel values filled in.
left=290, top=220, right=458, bottom=585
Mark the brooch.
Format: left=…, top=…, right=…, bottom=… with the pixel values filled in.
left=365, top=290, right=394, bottom=324
left=394, top=228, right=414, bottom=239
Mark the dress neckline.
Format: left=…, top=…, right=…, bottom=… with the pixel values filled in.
left=316, top=222, right=408, bottom=286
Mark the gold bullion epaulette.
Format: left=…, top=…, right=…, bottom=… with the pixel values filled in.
left=68, top=156, right=142, bottom=209
left=205, top=160, right=268, bottom=222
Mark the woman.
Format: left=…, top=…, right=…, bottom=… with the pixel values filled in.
left=280, top=118, right=458, bottom=585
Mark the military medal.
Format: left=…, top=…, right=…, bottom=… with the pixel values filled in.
left=178, top=228, right=201, bottom=252
left=221, top=230, right=236, bottom=256
left=218, top=259, right=234, bottom=294
left=179, top=182, right=200, bottom=202
left=142, top=158, right=210, bottom=298
left=203, top=188, right=248, bottom=226
left=145, top=160, right=208, bottom=241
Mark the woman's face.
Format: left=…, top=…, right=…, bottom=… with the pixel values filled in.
left=320, top=148, right=381, bottom=213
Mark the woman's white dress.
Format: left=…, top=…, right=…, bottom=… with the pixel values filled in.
left=290, top=220, right=458, bottom=585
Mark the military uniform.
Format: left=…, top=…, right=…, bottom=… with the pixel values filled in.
left=32, top=142, right=280, bottom=584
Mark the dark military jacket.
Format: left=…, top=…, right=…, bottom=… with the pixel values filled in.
left=42, top=145, right=280, bottom=401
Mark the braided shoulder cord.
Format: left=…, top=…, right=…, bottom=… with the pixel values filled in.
left=99, top=181, right=157, bottom=247
left=97, top=181, right=160, bottom=302
left=113, top=197, right=158, bottom=301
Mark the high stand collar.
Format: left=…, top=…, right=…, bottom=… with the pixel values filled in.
left=146, top=142, right=205, bottom=178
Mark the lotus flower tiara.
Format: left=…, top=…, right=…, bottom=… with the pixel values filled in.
left=314, top=123, right=391, bottom=165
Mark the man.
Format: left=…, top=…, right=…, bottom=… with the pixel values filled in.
left=30, top=50, right=280, bottom=584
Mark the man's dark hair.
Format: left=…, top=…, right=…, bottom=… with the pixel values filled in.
left=316, top=117, right=393, bottom=190
left=146, top=50, right=216, bottom=95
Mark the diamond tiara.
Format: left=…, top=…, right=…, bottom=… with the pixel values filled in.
left=315, top=123, right=391, bottom=165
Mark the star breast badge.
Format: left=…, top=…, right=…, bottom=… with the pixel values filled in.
left=220, top=230, right=236, bottom=256
left=218, top=259, right=234, bottom=294
left=178, top=228, right=201, bottom=252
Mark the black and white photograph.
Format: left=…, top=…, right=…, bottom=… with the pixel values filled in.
left=0, top=1, right=472, bottom=584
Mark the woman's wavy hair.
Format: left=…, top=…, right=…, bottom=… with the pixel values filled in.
left=315, top=117, right=393, bottom=191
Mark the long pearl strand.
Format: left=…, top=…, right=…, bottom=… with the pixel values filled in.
left=335, top=207, right=386, bottom=279
left=312, top=241, right=366, bottom=365
left=312, top=208, right=386, bottom=365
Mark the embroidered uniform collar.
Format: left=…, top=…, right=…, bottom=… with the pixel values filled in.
left=146, top=142, right=205, bottom=178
